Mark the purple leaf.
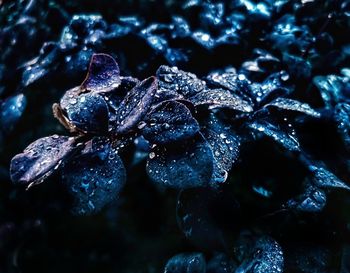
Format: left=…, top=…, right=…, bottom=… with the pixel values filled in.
left=81, top=53, right=121, bottom=93
left=10, top=135, right=79, bottom=186
left=115, top=76, right=157, bottom=134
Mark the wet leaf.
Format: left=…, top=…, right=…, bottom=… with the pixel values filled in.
left=10, top=135, right=78, bottom=186
left=81, top=53, right=121, bottom=93
left=202, top=117, right=240, bottom=184
left=164, top=253, right=206, bottom=273
left=285, top=245, right=334, bottom=273
left=0, top=93, right=27, bottom=133
left=177, top=187, right=240, bottom=250
left=190, top=88, right=253, bottom=112
left=251, top=71, right=291, bottom=104
left=206, top=253, right=237, bottom=273
left=286, top=184, right=327, bottom=213
left=146, top=135, right=214, bottom=188
left=157, top=65, right=206, bottom=98
left=334, top=103, right=350, bottom=151
left=236, top=236, right=284, bottom=273
left=205, top=72, right=252, bottom=103
left=264, top=98, right=320, bottom=117
left=142, top=100, right=199, bottom=145
left=65, top=93, right=109, bottom=133
left=309, top=165, right=350, bottom=191
left=62, top=140, right=126, bottom=215
left=115, top=76, right=157, bottom=134
left=248, top=120, right=300, bottom=152
left=313, top=75, right=349, bottom=107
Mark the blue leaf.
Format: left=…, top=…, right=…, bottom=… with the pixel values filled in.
left=115, top=76, right=157, bottom=134
left=0, top=93, right=27, bottom=133
left=286, top=184, right=326, bottom=213
left=264, top=98, right=320, bottom=118
left=190, top=88, right=253, bottom=112
left=248, top=120, right=300, bottom=152
left=309, top=165, right=350, bottom=191
left=313, top=75, right=349, bottom=107
left=142, top=100, right=199, bottom=145
left=157, top=66, right=206, bottom=98
left=334, top=103, right=350, bottom=151
left=202, top=117, right=240, bottom=184
left=64, top=93, right=109, bottom=133
left=164, top=253, right=206, bottom=273
left=207, top=253, right=237, bottom=273
left=236, top=236, right=284, bottom=273
left=146, top=135, right=214, bottom=188
left=62, top=139, right=126, bottom=215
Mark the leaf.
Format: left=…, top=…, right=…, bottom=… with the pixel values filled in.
left=0, top=93, right=27, bottom=133
left=264, top=98, right=320, bottom=118
left=236, top=236, right=284, bottom=273
left=10, top=135, right=78, bottom=186
left=164, top=253, right=206, bottom=273
left=141, top=100, right=200, bottom=145
left=146, top=135, right=214, bottom=188
left=157, top=65, right=206, bottom=98
left=177, top=187, right=240, bottom=250
left=334, top=103, right=350, bottom=151
left=62, top=139, right=126, bottom=215
left=313, top=75, right=348, bottom=107
left=115, top=76, right=157, bottom=134
left=250, top=72, right=291, bottom=104
left=190, top=88, right=253, bottom=112
left=64, top=93, right=109, bottom=133
left=248, top=120, right=300, bottom=152
left=202, top=117, right=240, bottom=184
left=205, top=72, right=252, bottom=103
left=309, top=165, right=350, bottom=191
left=206, top=253, right=237, bottom=273
left=80, top=53, right=121, bottom=92
left=286, top=184, right=327, bottom=213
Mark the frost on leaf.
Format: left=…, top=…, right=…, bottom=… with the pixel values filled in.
left=248, top=120, right=300, bottom=152
left=81, top=53, right=121, bottom=93
left=10, top=135, right=77, bottom=186
left=64, top=93, right=109, bottom=133
left=164, top=253, right=206, bottom=273
left=264, top=98, right=320, bottom=118
left=236, top=236, right=284, bottom=273
left=115, top=76, right=157, bottom=134
left=189, top=88, right=253, bottom=112
left=62, top=141, right=126, bottom=215
left=142, top=100, right=199, bottom=145
left=146, top=135, right=214, bottom=188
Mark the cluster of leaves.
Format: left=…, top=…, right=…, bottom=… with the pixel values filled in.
left=2, top=0, right=350, bottom=272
